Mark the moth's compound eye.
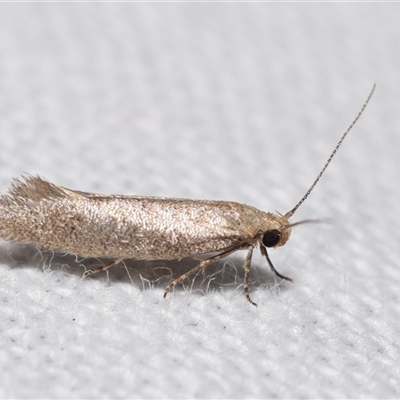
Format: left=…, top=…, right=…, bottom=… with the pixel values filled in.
left=262, top=229, right=281, bottom=247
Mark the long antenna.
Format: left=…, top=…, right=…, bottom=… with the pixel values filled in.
left=285, top=84, right=376, bottom=219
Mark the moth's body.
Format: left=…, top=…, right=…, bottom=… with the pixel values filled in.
left=0, top=85, right=375, bottom=305
left=0, top=176, right=290, bottom=260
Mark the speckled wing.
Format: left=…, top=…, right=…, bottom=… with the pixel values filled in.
left=0, top=175, right=265, bottom=260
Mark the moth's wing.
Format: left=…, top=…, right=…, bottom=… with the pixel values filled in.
left=1, top=175, right=258, bottom=261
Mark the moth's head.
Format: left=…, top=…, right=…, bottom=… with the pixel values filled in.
left=260, top=211, right=324, bottom=250
left=260, top=213, right=292, bottom=249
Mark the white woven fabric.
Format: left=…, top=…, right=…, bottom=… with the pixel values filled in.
left=0, top=3, right=399, bottom=399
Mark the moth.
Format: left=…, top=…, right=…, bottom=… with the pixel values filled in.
left=0, top=85, right=375, bottom=306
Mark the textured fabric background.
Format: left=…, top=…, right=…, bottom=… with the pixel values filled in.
left=0, top=3, right=399, bottom=399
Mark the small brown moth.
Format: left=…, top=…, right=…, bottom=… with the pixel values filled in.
left=0, top=85, right=375, bottom=306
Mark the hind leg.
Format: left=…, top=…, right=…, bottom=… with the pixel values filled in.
left=83, top=258, right=124, bottom=278
left=163, top=245, right=246, bottom=299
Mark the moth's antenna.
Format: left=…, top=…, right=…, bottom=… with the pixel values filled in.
left=285, top=84, right=376, bottom=219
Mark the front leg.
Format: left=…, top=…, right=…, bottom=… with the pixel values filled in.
left=260, top=246, right=293, bottom=282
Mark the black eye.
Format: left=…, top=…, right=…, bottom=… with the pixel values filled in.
left=262, top=229, right=281, bottom=247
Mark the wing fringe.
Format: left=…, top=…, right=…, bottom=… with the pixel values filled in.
left=2, top=175, right=80, bottom=204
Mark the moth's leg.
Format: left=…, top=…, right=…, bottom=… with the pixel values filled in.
left=163, top=245, right=246, bottom=299
left=242, top=247, right=257, bottom=306
left=83, top=258, right=124, bottom=278
left=260, top=246, right=293, bottom=282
